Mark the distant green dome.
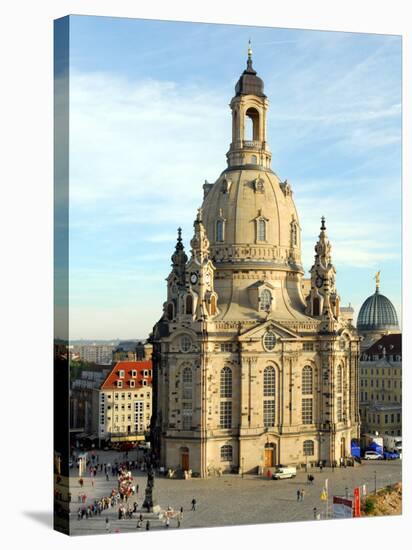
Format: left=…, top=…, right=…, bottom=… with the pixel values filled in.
left=357, top=289, right=399, bottom=332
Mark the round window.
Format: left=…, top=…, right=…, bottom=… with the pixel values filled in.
left=263, top=331, right=277, bottom=351
left=180, top=335, right=192, bottom=353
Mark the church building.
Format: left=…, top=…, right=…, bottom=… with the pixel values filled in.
left=151, top=46, right=361, bottom=477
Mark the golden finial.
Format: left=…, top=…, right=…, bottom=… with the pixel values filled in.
left=248, top=39, right=252, bottom=59
left=374, top=270, right=381, bottom=291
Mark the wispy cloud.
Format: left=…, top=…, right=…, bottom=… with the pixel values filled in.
left=66, top=24, right=401, bottom=338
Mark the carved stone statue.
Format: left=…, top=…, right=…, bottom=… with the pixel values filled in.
left=142, top=453, right=156, bottom=512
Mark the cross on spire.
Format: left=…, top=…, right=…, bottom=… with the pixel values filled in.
left=320, top=216, right=326, bottom=231
left=246, top=39, right=254, bottom=71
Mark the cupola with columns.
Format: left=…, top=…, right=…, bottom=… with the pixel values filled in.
left=227, top=41, right=272, bottom=169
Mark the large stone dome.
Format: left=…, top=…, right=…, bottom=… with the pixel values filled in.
left=197, top=52, right=309, bottom=323
left=357, top=289, right=399, bottom=332
left=201, top=167, right=303, bottom=274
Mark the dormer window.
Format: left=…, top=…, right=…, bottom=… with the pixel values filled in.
left=143, top=370, right=148, bottom=378
left=291, top=219, right=298, bottom=247
left=255, top=210, right=269, bottom=243
left=131, top=370, right=137, bottom=378
left=216, top=219, right=225, bottom=242
left=258, top=219, right=266, bottom=241
left=116, top=380, right=123, bottom=389
left=129, top=380, right=135, bottom=388
left=119, top=370, right=125, bottom=379
left=260, top=289, right=272, bottom=311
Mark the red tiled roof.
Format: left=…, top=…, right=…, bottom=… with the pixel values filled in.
left=100, top=361, right=153, bottom=390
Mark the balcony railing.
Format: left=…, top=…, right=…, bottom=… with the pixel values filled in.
left=243, top=140, right=261, bottom=149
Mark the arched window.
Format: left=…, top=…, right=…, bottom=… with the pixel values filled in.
left=220, top=444, right=233, bottom=462
left=220, top=367, right=232, bottom=429
left=302, top=366, right=313, bottom=425
left=185, top=295, right=193, bottom=315
left=264, top=366, right=276, bottom=397
left=182, top=367, right=192, bottom=400
left=216, top=220, right=224, bottom=242
left=302, top=366, right=313, bottom=394
left=251, top=154, right=257, bottom=164
left=257, top=218, right=266, bottom=241
left=182, top=367, right=193, bottom=430
left=263, top=366, right=276, bottom=428
left=166, top=303, right=174, bottom=320
left=303, top=440, right=314, bottom=456
left=313, top=297, right=320, bottom=316
left=291, top=222, right=298, bottom=246
left=220, top=367, right=232, bottom=398
left=337, top=365, right=343, bottom=393
left=245, top=107, right=260, bottom=141
left=260, top=289, right=271, bottom=311
left=336, top=365, right=343, bottom=422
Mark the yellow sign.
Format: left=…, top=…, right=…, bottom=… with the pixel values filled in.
left=110, top=434, right=145, bottom=442
left=321, top=490, right=328, bottom=501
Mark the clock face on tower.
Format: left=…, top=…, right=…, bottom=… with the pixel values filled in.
left=190, top=272, right=198, bottom=284
left=315, top=275, right=323, bottom=288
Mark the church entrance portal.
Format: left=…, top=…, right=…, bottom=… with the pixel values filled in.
left=181, top=447, right=189, bottom=470
left=264, top=443, right=277, bottom=468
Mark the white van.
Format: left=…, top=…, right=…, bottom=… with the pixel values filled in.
left=272, top=466, right=297, bottom=480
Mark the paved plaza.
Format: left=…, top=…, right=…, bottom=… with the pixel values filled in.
left=68, top=450, right=402, bottom=536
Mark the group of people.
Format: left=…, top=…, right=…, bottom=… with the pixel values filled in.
left=72, top=450, right=201, bottom=531
left=296, top=488, right=306, bottom=501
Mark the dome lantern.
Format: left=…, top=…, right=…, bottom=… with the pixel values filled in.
left=227, top=43, right=271, bottom=169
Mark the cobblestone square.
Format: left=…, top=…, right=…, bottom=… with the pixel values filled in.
left=68, top=450, right=402, bottom=536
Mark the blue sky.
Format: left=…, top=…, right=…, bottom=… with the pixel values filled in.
left=65, top=16, right=401, bottom=339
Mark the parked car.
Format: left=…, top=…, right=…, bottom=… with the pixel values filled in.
left=383, top=450, right=400, bottom=460
left=272, top=466, right=297, bottom=479
left=363, top=450, right=382, bottom=460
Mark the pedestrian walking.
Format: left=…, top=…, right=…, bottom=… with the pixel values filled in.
left=301, top=489, right=305, bottom=501
left=105, top=518, right=110, bottom=533
left=165, top=517, right=170, bottom=528
left=180, top=506, right=184, bottom=518
left=297, top=489, right=301, bottom=502
left=191, top=498, right=197, bottom=511
left=146, top=520, right=150, bottom=531
left=136, top=519, right=142, bottom=529
left=319, top=461, right=323, bottom=472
